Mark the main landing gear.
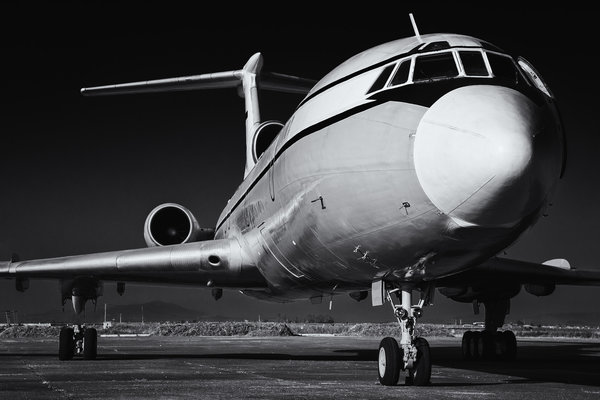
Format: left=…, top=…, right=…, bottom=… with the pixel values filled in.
left=58, top=324, right=97, bottom=361
left=460, top=299, right=517, bottom=361
left=461, top=330, right=516, bottom=360
left=377, top=285, right=432, bottom=386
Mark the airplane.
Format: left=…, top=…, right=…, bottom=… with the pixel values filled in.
left=2, top=13, right=600, bottom=386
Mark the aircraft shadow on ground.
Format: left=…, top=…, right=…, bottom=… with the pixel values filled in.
left=1, top=341, right=598, bottom=387
left=96, top=342, right=600, bottom=387
left=431, top=342, right=600, bottom=387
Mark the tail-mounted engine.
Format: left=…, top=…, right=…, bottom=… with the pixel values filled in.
left=252, top=121, right=283, bottom=162
left=144, top=203, right=215, bottom=247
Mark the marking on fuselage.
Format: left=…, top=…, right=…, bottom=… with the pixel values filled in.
left=310, top=195, right=326, bottom=210
left=353, top=245, right=380, bottom=269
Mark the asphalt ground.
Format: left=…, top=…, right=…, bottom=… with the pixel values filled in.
left=0, top=335, right=599, bottom=399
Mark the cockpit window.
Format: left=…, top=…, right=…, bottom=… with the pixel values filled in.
left=517, top=57, right=553, bottom=98
left=487, top=53, right=518, bottom=84
left=390, top=60, right=410, bottom=86
left=459, top=51, right=488, bottom=76
left=413, top=53, right=458, bottom=82
left=367, top=64, right=395, bottom=93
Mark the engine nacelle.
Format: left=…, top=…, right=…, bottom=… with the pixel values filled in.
left=144, top=203, right=214, bottom=247
left=438, top=282, right=521, bottom=303
left=524, top=283, right=555, bottom=297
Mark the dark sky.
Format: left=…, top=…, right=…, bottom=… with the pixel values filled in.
left=1, top=3, right=599, bottom=324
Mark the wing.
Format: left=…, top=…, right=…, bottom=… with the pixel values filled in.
left=436, top=256, right=600, bottom=302
left=0, top=238, right=266, bottom=288
left=472, top=257, right=600, bottom=286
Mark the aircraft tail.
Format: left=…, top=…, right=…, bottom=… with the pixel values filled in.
left=81, top=53, right=316, bottom=177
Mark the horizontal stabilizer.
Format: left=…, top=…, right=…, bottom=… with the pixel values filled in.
left=81, top=55, right=316, bottom=97
left=81, top=71, right=242, bottom=96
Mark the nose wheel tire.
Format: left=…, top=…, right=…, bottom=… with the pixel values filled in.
left=378, top=337, right=401, bottom=386
left=411, top=337, right=431, bottom=386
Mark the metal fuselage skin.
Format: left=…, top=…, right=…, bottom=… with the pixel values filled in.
left=215, top=34, right=564, bottom=301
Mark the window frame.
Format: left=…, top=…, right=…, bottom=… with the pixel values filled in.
left=366, top=62, right=398, bottom=94
left=388, top=58, right=413, bottom=88
left=364, top=47, right=534, bottom=98
left=483, top=51, right=527, bottom=84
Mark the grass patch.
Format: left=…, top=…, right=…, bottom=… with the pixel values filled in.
left=1, top=322, right=598, bottom=339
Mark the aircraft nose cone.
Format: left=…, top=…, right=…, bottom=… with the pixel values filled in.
left=414, top=85, right=561, bottom=227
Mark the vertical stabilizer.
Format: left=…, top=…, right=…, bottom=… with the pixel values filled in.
left=241, top=53, right=264, bottom=177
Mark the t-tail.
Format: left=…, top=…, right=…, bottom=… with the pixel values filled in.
left=80, top=53, right=316, bottom=177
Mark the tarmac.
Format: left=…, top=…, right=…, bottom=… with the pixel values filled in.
left=0, top=335, right=599, bottom=399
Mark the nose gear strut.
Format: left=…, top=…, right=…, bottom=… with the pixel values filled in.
left=377, top=283, right=432, bottom=386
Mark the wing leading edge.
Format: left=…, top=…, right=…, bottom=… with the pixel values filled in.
left=0, top=238, right=267, bottom=288
left=438, top=256, right=600, bottom=287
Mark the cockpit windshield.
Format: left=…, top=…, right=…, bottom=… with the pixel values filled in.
left=459, top=51, right=488, bottom=77
left=365, top=47, right=529, bottom=97
left=413, top=53, right=458, bottom=82
left=486, top=53, right=519, bottom=84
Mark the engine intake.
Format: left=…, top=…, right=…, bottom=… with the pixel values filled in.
left=252, top=120, right=283, bottom=162
left=144, top=203, right=214, bottom=247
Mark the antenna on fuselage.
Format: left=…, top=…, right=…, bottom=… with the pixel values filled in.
left=409, top=13, right=423, bottom=43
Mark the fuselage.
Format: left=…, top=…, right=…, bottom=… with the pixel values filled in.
left=215, top=33, right=564, bottom=301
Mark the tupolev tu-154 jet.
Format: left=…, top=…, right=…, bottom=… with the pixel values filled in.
left=2, top=14, right=599, bottom=386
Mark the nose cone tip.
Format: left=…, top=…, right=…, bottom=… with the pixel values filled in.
left=414, top=85, right=553, bottom=228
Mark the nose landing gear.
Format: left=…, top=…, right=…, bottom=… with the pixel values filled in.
left=377, top=285, right=432, bottom=386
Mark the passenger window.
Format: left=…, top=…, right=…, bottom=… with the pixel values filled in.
left=413, top=53, right=458, bottom=82
left=390, top=60, right=410, bottom=86
left=367, top=64, right=395, bottom=93
left=487, top=53, right=518, bottom=83
left=459, top=51, right=488, bottom=76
